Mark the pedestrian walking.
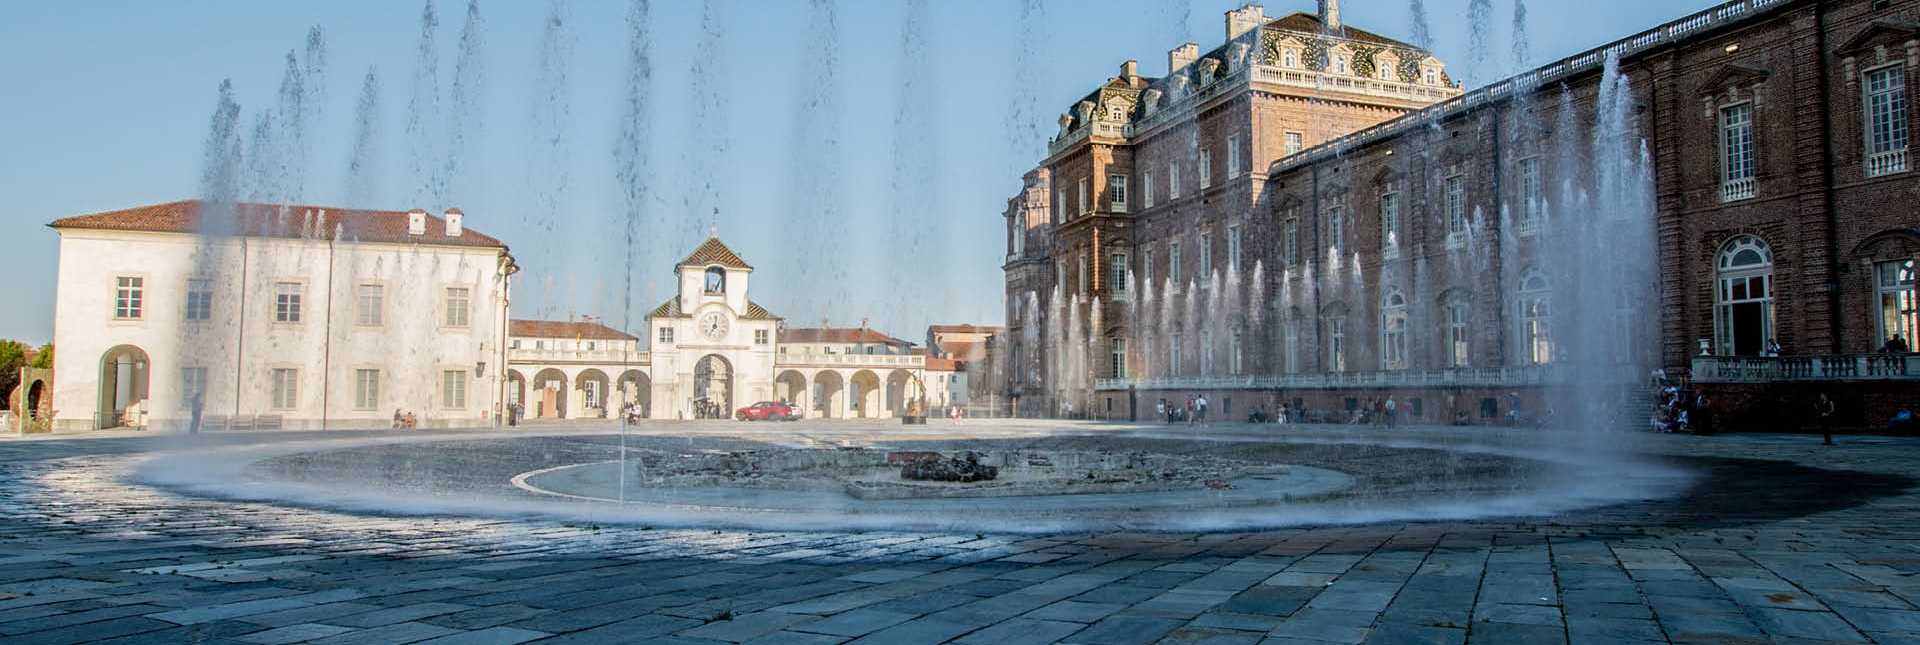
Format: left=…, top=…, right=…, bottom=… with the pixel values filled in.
left=1817, top=392, right=1836, bottom=445
left=1384, top=395, right=1397, bottom=428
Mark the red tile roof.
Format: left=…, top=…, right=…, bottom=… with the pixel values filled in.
left=778, top=327, right=910, bottom=345
left=680, top=236, right=753, bottom=270
left=510, top=319, right=638, bottom=341
left=928, top=324, right=1005, bottom=334
left=48, top=200, right=508, bottom=249
left=938, top=340, right=988, bottom=362
left=923, top=356, right=959, bottom=372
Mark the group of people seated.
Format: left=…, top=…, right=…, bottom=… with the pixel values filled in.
left=391, top=409, right=417, bottom=429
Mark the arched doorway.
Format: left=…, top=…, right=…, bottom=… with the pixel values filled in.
left=886, top=370, right=917, bottom=418
left=694, top=355, right=733, bottom=419
left=576, top=369, right=610, bottom=419
left=1714, top=236, right=1773, bottom=356
left=775, top=370, right=807, bottom=415
left=97, top=345, right=150, bottom=429
left=850, top=370, right=881, bottom=418
left=532, top=368, right=568, bottom=419
left=814, top=371, right=844, bottom=419
left=618, top=370, right=650, bottom=419
left=505, top=370, right=527, bottom=417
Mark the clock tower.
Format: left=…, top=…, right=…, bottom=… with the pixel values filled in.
left=645, top=235, right=781, bottom=419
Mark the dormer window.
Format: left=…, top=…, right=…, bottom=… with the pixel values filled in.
left=704, top=267, right=726, bottom=295
left=1283, top=50, right=1298, bottom=68
left=1424, top=67, right=1438, bottom=86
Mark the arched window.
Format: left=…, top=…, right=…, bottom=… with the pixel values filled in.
left=1323, top=303, right=1348, bottom=372
left=1381, top=291, right=1408, bottom=370
left=1879, top=258, right=1918, bottom=349
left=704, top=267, right=726, bottom=295
left=1283, top=49, right=1298, bottom=68
left=1715, top=235, right=1773, bottom=356
left=1518, top=268, right=1552, bottom=364
left=1282, top=307, right=1302, bottom=374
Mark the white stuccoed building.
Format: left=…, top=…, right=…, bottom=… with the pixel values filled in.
left=48, top=200, right=517, bottom=431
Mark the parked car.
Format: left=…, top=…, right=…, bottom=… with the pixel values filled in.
left=736, top=401, right=797, bottom=421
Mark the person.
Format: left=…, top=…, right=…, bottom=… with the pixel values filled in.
left=188, top=393, right=204, bottom=434
left=1371, top=397, right=1385, bottom=427
left=1507, top=393, right=1522, bottom=426
left=1157, top=400, right=1167, bottom=425
left=393, top=409, right=404, bottom=429
left=950, top=405, right=962, bottom=424
left=1196, top=394, right=1208, bottom=426
left=1817, top=392, right=1835, bottom=445
left=1884, top=335, right=1910, bottom=353
left=1384, top=396, right=1397, bottom=428
left=1278, top=401, right=1289, bottom=425
left=1186, top=395, right=1197, bottom=426
left=1765, top=338, right=1782, bottom=357
left=404, top=411, right=417, bottom=429
left=508, top=402, right=520, bottom=427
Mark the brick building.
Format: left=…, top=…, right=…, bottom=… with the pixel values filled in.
left=999, top=0, right=1920, bottom=428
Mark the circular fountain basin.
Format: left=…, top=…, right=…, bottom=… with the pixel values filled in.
left=128, top=424, right=1697, bottom=533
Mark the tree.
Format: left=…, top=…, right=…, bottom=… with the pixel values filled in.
left=0, top=340, right=24, bottom=411
left=30, top=344, right=51, bottom=369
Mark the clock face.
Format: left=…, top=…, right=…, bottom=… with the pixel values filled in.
left=699, top=312, right=730, bottom=340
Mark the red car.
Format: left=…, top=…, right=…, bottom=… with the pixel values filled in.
left=736, top=401, right=798, bottom=421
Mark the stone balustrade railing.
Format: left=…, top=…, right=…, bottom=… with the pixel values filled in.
left=507, top=347, right=649, bottom=365
left=775, top=353, right=926, bottom=369
left=1690, top=354, right=1920, bottom=383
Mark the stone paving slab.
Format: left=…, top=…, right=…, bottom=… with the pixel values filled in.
left=0, top=424, right=1917, bottom=644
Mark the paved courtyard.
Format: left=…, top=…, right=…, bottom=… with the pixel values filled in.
left=0, top=421, right=1916, bottom=644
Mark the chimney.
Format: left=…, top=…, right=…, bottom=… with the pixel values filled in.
left=443, top=207, right=464, bottom=237
left=1121, top=59, right=1139, bottom=80
left=1168, top=43, right=1200, bottom=75
left=1319, top=0, right=1340, bottom=31
left=1225, top=4, right=1265, bottom=42
left=407, top=208, right=427, bottom=236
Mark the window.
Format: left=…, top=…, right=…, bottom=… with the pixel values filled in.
left=1424, top=67, right=1437, bottom=85
left=442, top=370, right=468, bottom=409
left=1444, top=176, right=1466, bottom=237
left=1199, top=148, right=1212, bottom=188
left=1110, top=337, right=1126, bottom=378
left=1078, top=253, right=1088, bottom=293
left=1867, top=64, right=1909, bottom=177
left=1334, top=55, right=1348, bottom=74
left=179, top=367, right=207, bottom=407
left=1327, top=206, right=1344, bottom=251
left=1169, top=241, right=1182, bottom=284
left=1519, top=268, right=1553, bottom=364
left=1326, top=316, right=1346, bottom=372
left=1381, top=291, right=1408, bottom=370
left=114, top=276, right=143, bottom=319
left=1230, top=328, right=1243, bottom=374
left=1283, top=317, right=1300, bottom=373
left=1283, top=217, right=1299, bottom=266
left=1109, top=105, right=1125, bottom=121
left=1880, top=259, right=1918, bottom=348
left=354, top=369, right=380, bottom=410
left=356, top=284, right=383, bottom=326
left=1111, top=252, right=1128, bottom=297
left=1721, top=103, right=1756, bottom=200
left=185, top=279, right=212, bottom=321
left=658, top=327, right=674, bottom=344
left=270, top=368, right=298, bottom=409
left=1715, top=236, right=1774, bottom=356
left=1200, top=331, right=1213, bottom=375
left=1283, top=49, right=1298, bottom=68
left=1078, top=178, right=1089, bottom=215
left=1169, top=334, right=1182, bottom=376
left=1227, top=226, right=1242, bottom=273
left=1518, top=158, right=1543, bottom=230
left=274, top=282, right=301, bottom=323
left=1110, top=174, right=1128, bottom=210
left=1198, top=233, right=1212, bottom=281
left=1011, top=217, right=1024, bottom=256
left=755, top=329, right=769, bottom=344
left=1143, top=170, right=1155, bottom=207
left=1143, top=249, right=1156, bottom=287
left=1285, top=131, right=1304, bottom=155
left=1446, top=299, right=1471, bottom=368
left=444, top=287, right=471, bottom=327
left=1169, top=161, right=1181, bottom=198
left=1227, top=136, right=1241, bottom=176
left=1380, top=192, right=1400, bottom=256
left=704, top=267, right=726, bottom=294
left=1054, top=189, right=1064, bottom=223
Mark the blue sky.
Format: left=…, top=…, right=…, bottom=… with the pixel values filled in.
left=0, top=0, right=1725, bottom=345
